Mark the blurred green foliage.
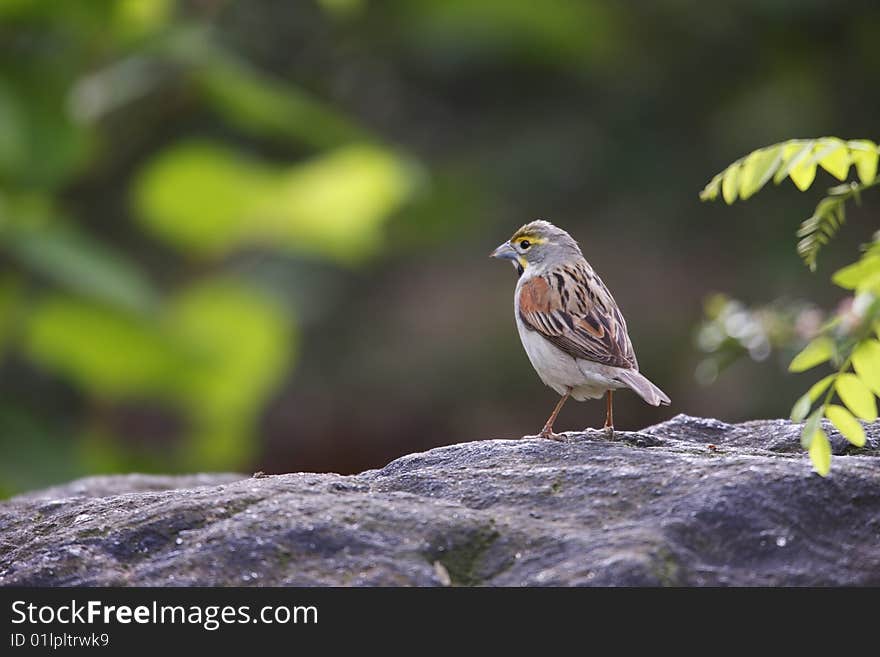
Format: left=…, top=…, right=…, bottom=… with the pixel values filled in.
left=0, top=0, right=418, bottom=496
left=133, top=141, right=416, bottom=262
left=695, top=294, right=821, bottom=385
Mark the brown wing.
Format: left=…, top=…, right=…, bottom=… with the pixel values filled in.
left=518, top=262, right=637, bottom=369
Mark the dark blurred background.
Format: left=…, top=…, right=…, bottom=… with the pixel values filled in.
left=2, top=0, right=878, bottom=496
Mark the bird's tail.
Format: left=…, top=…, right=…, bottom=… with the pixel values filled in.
left=616, top=370, right=671, bottom=407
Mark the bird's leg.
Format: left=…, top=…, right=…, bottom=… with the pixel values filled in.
left=540, top=389, right=571, bottom=440
left=603, top=390, right=614, bottom=438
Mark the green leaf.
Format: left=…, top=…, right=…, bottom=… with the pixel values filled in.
left=790, top=393, right=812, bottom=422
left=170, top=278, right=292, bottom=415
left=774, top=140, right=814, bottom=185
left=0, top=77, right=93, bottom=188
left=855, top=272, right=880, bottom=296
left=23, top=296, right=188, bottom=399
left=809, top=428, right=831, bottom=476
left=800, top=406, right=824, bottom=449
left=738, top=145, right=782, bottom=200
left=849, top=140, right=879, bottom=184
left=835, top=373, right=878, bottom=421
left=852, top=339, right=880, bottom=396
left=832, top=256, right=880, bottom=290
left=797, top=196, right=846, bottom=270
left=721, top=162, right=740, bottom=204
left=788, top=337, right=834, bottom=372
left=169, top=278, right=293, bottom=468
left=5, top=223, right=158, bottom=313
left=132, top=140, right=419, bottom=264
left=815, top=139, right=850, bottom=181
left=796, top=198, right=840, bottom=238
left=0, top=275, right=23, bottom=355
left=807, top=374, right=836, bottom=401
left=22, top=279, right=295, bottom=471
left=789, top=154, right=817, bottom=191
left=699, top=173, right=722, bottom=202
left=789, top=162, right=816, bottom=192
left=193, top=54, right=367, bottom=149
left=825, top=404, right=866, bottom=447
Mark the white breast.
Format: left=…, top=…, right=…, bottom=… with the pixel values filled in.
left=513, top=278, right=622, bottom=402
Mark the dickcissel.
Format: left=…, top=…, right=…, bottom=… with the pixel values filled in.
left=491, top=220, right=670, bottom=438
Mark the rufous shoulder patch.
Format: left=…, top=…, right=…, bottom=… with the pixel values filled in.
left=519, top=277, right=559, bottom=313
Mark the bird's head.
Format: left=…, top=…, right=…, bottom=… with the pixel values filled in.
left=490, top=220, right=582, bottom=276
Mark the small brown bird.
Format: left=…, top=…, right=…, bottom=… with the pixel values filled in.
left=491, top=220, right=670, bottom=439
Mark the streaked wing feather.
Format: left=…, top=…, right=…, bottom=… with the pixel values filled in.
left=518, top=263, right=637, bottom=369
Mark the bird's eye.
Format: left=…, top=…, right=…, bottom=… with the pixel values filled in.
left=519, top=240, right=531, bottom=250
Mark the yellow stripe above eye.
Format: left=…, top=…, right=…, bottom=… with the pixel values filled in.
left=513, top=235, right=547, bottom=245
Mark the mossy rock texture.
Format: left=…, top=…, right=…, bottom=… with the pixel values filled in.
left=2, top=414, right=879, bottom=586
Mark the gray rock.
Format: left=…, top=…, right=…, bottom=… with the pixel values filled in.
left=1, top=414, right=879, bottom=586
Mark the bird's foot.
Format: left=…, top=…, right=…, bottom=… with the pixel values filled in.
left=539, top=430, right=565, bottom=441
left=602, top=424, right=615, bottom=439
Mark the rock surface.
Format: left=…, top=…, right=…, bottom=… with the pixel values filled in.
left=1, top=414, right=879, bottom=586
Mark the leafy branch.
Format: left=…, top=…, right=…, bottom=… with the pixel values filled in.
left=700, top=136, right=880, bottom=475
left=701, top=137, right=880, bottom=269
left=788, top=317, right=880, bottom=474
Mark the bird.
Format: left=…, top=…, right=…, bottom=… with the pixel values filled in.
left=490, top=220, right=670, bottom=439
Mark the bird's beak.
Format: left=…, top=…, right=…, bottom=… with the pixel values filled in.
left=490, top=241, right=518, bottom=261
